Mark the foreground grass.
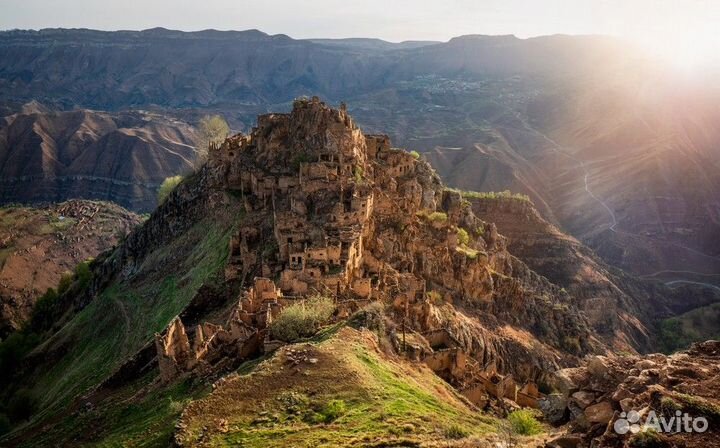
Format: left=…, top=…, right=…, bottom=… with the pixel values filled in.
left=178, top=327, right=496, bottom=447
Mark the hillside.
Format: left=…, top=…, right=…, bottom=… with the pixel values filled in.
left=467, top=194, right=720, bottom=353
left=0, top=99, right=601, bottom=446
left=2, top=28, right=717, bottom=291
left=1, top=98, right=718, bottom=448
left=0, top=105, right=198, bottom=211
left=0, top=200, right=140, bottom=337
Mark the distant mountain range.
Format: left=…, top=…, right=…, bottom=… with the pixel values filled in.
left=0, top=27, right=718, bottom=286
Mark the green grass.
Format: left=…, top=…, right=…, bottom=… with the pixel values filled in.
left=459, top=190, right=531, bottom=203
left=181, top=329, right=495, bottom=447
left=12, top=216, right=238, bottom=433
left=455, top=245, right=479, bottom=259
left=659, top=303, right=720, bottom=353
left=23, top=375, right=209, bottom=448
left=426, top=211, right=447, bottom=223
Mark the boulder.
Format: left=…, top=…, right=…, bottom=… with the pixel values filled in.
left=583, top=401, right=614, bottom=424
left=634, top=359, right=657, bottom=371
left=610, top=386, right=633, bottom=403
left=586, top=356, right=610, bottom=379
left=540, top=394, right=569, bottom=425
left=547, top=434, right=584, bottom=448
left=571, top=391, right=595, bottom=409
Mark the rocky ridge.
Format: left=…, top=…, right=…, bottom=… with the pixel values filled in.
left=543, top=341, right=720, bottom=448
left=150, top=98, right=603, bottom=411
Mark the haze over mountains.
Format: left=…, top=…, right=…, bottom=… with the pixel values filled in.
left=1, top=23, right=720, bottom=445
left=0, top=27, right=718, bottom=288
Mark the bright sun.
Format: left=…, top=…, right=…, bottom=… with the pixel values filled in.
left=623, top=3, right=720, bottom=71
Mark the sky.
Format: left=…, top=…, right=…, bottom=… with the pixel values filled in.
left=1, top=0, right=719, bottom=67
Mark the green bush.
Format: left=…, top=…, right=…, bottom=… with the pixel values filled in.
left=317, top=399, right=346, bottom=423
left=75, top=259, right=93, bottom=290
left=456, top=228, right=470, bottom=245
left=455, top=245, right=479, bottom=259
left=427, top=212, right=448, bottom=223
left=270, top=296, right=335, bottom=342
left=507, top=409, right=543, bottom=436
left=444, top=424, right=469, bottom=439
left=157, top=175, right=184, bottom=205
left=562, top=336, right=582, bottom=355
left=409, top=150, right=420, bottom=159
left=348, top=302, right=385, bottom=332
left=196, top=114, right=230, bottom=164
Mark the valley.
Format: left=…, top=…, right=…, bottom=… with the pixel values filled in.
left=0, top=26, right=718, bottom=448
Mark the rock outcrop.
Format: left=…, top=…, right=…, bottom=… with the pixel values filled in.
left=153, top=98, right=602, bottom=402
left=543, top=341, right=720, bottom=448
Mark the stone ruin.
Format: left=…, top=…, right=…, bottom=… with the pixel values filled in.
left=155, top=97, right=544, bottom=409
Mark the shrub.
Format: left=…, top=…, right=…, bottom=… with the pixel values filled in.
left=507, top=409, right=543, bottom=436
left=29, top=287, right=58, bottom=329
left=660, top=397, right=681, bottom=415
left=426, top=291, right=443, bottom=304
left=444, top=424, right=469, bottom=439
left=354, top=166, right=364, bottom=183
left=317, top=399, right=346, bottom=423
left=455, top=245, right=479, bottom=259
left=461, top=190, right=531, bottom=203
left=409, top=150, right=420, bottom=159
left=270, top=296, right=335, bottom=342
left=196, top=115, right=230, bottom=164
left=57, top=271, right=73, bottom=295
left=157, top=175, right=184, bottom=205
left=456, top=228, right=470, bottom=245
left=427, top=212, right=447, bottom=223
left=348, top=302, right=385, bottom=332
left=75, top=259, right=93, bottom=290
left=0, top=332, right=40, bottom=383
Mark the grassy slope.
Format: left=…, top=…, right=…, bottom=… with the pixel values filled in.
left=7, top=198, right=241, bottom=446
left=660, top=302, right=720, bottom=353
left=177, top=327, right=497, bottom=448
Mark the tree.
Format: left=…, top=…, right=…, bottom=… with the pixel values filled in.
left=196, top=115, right=230, bottom=165
left=157, top=175, right=184, bottom=205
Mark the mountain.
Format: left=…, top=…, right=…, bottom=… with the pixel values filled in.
left=1, top=99, right=717, bottom=447
left=0, top=29, right=626, bottom=111
left=0, top=99, right=598, bottom=445
left=422, top=71, right=720, bottom=285
left=0, top=200, right=140, bottom=337
left=0, top=27, right=718, bottom=340
left=0, top=105, right=198, bottom=211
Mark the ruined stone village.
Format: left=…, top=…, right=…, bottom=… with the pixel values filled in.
left=155, top=97, right=544, bottom=412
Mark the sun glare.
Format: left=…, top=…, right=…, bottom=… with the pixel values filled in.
left=623, top=4, right=720, bottom=72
